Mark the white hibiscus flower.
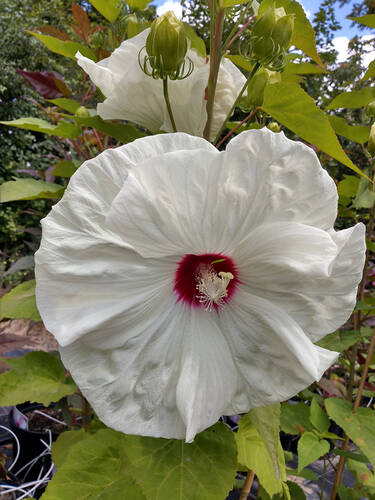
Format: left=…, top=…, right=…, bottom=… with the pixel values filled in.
left=35, top=129, right=365, bottom=442
left=76, top=29, right=246, bottom=141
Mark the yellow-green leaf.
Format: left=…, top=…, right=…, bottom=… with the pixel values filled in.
left=262, top=82, right=369, bottom=179
left=349, top=14, right=375, bottom=29
left=0, top=178, right=64, bottom=202
left=28, top=31, right=96, bottom=61
left=329, top=116, right=370, bottom=144
left=0, top=280, right=40, bottom=321
left=89, top=0, right=121, bottom=23
left=362, top=59, right=375, bottom=81
left=0, top=117, right=81, bottom=139
left=326, top=87, right=375, bottom=110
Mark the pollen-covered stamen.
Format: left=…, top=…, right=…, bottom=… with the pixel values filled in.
left=196, top=269, right=234, bottom=312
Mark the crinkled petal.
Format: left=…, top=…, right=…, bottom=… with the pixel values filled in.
left=219, top=287, right=339, bottom=412
left=59, top=303, right=240, bottom=442
left=226, top=128, right=338, bottom=230
left=235, top=222, right=365, bottom=342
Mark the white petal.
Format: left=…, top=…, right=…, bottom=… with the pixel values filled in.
left=236, top=222, right=365, bottom=341
left=220, top=288, right=339, bottom=412
left=60, top=303, right=239, bottom=442
left=225, top=128, right=338, bottom=230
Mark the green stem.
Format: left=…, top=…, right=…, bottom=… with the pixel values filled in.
left=163, top=77, right=177, bottom=132
left=213, top=61, right=260, bottom=145
left=203, top=7, right=226, bottom=141
left=222, top=2, right=253, bottom=53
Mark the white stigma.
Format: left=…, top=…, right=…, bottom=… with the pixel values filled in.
left=196, top=269, right=234, bottom=312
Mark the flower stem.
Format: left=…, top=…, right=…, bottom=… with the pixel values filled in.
left=223, top=16, right=254, bottom=53
left=216, top=107, right=258, bottom=149
left=240, top=469, right=255, bottom=500
left=203, top=6, right=226, bottom=141
left=213, top=62, right=260, bottom=145
left=163, top=77, right=177, bottom=132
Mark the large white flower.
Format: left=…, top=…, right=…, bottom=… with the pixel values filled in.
left=35, top=129, right=365, bottom=442
left=76, top=29, right=246, bottom=141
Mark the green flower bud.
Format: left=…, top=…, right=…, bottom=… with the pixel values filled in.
left=74, top=106, right=91, bottom=118
left=146, top=11, right=188, bottom=79
left=366, top=100, right=375, bottom=118
left=368, top=123, right=375, bottom=157
left=247, top=68, right=270, bottom=108
left=272, top=14, right=294, bottom=51
left=267, top=121, right=281, bottom=133
left=252, top=6, right=277, bottom=40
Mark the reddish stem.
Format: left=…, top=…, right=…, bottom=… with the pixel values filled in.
left=216, top=108, right=258, bottom=149
left=224, top=17, right=254, bottom=52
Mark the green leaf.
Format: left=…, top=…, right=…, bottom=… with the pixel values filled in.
left=52, top=430, right=90, bottom=468
left=51, top=160, right=78, bottom=178
left=226, top=54, right=252, bottom=71
left=0, top=351, right=76, bottom=407
left=0, top=280, right=40, bottom=321
left=74, top=115, right=144, bottom=143
left=347, top=459, right=375, bottom=493
left=310, top=398, right=330, bottom=433
left=316, top=329, right=361, bottom=352
left=354, top=175, right=375, bottom=209
left=262, top=82, right=369, bottom=179
left=280, top=402, right=314, bottom=435
left=362, top=59, right=375, bottom=81
left=297, top=432, right=329, bottom=471
left=222, top=0, right=249, bottom=7
left=337, top=175, right=360, bottom=198
left=183, top=23, right=206, bottom=57
left=236, top=412, right=284, bottom=496
left=48, top=98, right=81, bottom=114
left=127, top=0, right=152, bottom=10
left=0, top=178, right=64, bottom=202
left=349, top=14, right=375, bottom=29
left=258, top=0, right=323, bottom=67
left=332, top=448, right=369, bottom=463
left=325, top=398, right=375, bottom=469
left=284, top=62, right=325, bottom=74
left=337, top=485, right=360, bottom=500
left=286, top=481, right=306, bottom=500
left=89, top=0, right=121, bottom=23
left=326, top=87, right=375, bottom=110
left=249, top=404, right=284, bottom=481
left=27, top=31, right=96, bottom=61
left=0, top=117, right=81, bottom=139
left=44, top=424, right=237, bottom=500
left=328, top=116, right=370, bottom=144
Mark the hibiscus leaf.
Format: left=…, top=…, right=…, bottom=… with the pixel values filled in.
left=258, top=0, right=323, bottom=67
left=362, top=60, right=375, bottom=81
left=48, top=98, right=81, bottom=114
left=349, top=14, right=375, bottom=29
left=127, top=0, right=152, bottom=10
left=297, top=432, right=329, bottom=471
left=0, top=117, right=81, bottom=139
left=183, top=23, right=206, bottom=57
left=262, top=82, right=369, bottom=179
left=51, top=430, right=91, bottom=469
left=44, top=424, right=237, bottom=500
left=309, top=398, right=330, bottom=434
left=0, top=280, right=40, bottom=321
left=74, top=115, right=145, bottom=143
left=0, top=351, right=76, bottom=407
left=316, top=329, right=361, bottom=352
left=236, top=412, right=284, bottom=496
left=280, top=401, right=314, bottom=435
left=0, top=178, right=64, bottom=202
left=16, top=69, right=71, bottom=99
left=27, top=31, right=97, bottom=61
left=328, top=116, right=370, bottom=145
left=89, top=0, right=121, bottom=23
left=284, top=62, right=325, bottom=74
left=248, top=404, right=285, bottom=481
left=51, top=160, right=78, bottom=178
left=325, top=398, right=375, bottom=469
left=326, top=87, right=375, bottom=110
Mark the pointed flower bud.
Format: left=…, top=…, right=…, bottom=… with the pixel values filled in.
left=368, top=123, right=375, bottom=157
left=74, top=106, right=91, bottom=118
left=246, top=68, right=270, bottom=108
left=366, top=100, right=375, bottom=118
left=272, top=14, right=294, bottom=51
left=267, top=121, right=281, bottom=133
left=144, top=11, right=189, bottom=80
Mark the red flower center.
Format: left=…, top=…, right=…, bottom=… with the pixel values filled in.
left=174, top=253, right=238, bottom=311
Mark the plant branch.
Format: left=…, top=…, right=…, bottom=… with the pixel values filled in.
left=240, top=470, right=255, bottom=500
left=223, top=16, right=254, bottom=53
left=216, top=107, right=259, bottom=149
left=203, top=7, right=226, bottom=140
left=213, top=62, right=260, bottom=145
left=163, top=78, right=177, bottom=132
left=222, top=2, right=252, bottom=53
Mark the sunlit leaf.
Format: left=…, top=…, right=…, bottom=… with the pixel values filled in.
left=27, top=31, right=96, bottom=61
left=280, top=401, right=313, bottom=435
left=0, top=351, right=76, bottom=408
left=262, top=82, right=368, bottom=179
left=0, top=178, right=64, bottom=202
left=48, top=98, right=81, bottom=114
left=183, top=23, right=206, bottom=57
left=74, top=115, right=144, bottom=143
left=51, top=160, right=78, bottom=178
left=328, top=116, right=370, bottom=144
left=326, top=87, right=375, bottom=110
left=362, top=59, right=375, bottom=81
left=349, top=14, right=375, bottom=29
left=0, top=117, right=81, bottom=139
left=310, top=398, right=330, bottom=434
left=0, top=280, right=40, bottom=321
left=297, top=432, right=329, bottom=471
left=89, top=0, right=121, bottom=23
